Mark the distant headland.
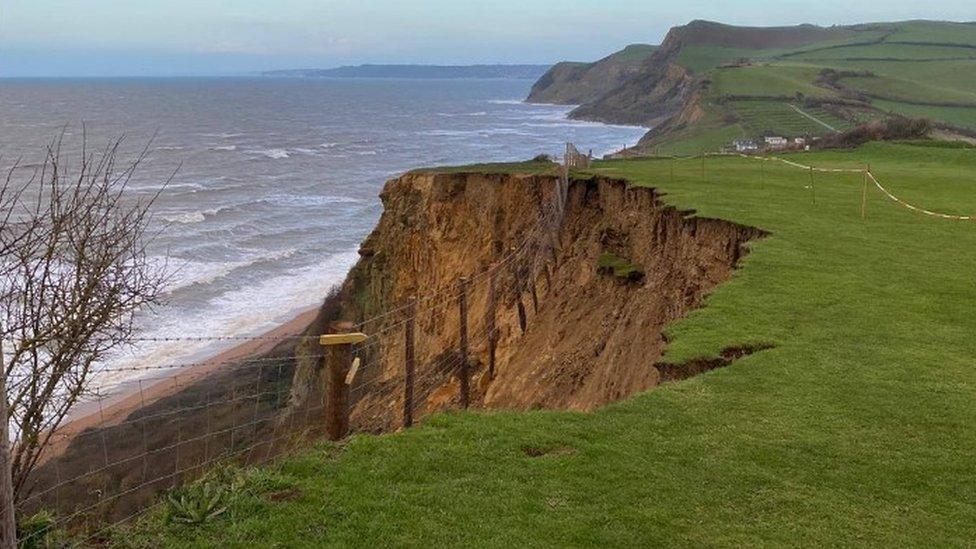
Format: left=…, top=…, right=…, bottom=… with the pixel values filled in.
left=263, top=64, right=551, bottom=80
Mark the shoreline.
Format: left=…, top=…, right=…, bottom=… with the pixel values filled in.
left=50, top=305, right=320, bottom=450
left=45, top=94, right=645, bottom=449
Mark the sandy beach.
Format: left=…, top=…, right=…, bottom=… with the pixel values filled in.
left=47, top=307, right=320, bottom=456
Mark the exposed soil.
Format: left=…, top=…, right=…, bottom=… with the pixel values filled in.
left=28, top=169, right=769, bottom=526
left=304, top=171, right=768, bottom=432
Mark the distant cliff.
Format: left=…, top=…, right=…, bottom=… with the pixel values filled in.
left=565, top=21, right=873, bottom=127
left=264, top=64, right=551, bottom=80
left=526, top=44, right=657, bottom=105
left=525, top=18, right=930, bottom=155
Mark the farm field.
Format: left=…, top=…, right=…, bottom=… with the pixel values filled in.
left=116, top=142, right=976, bottom=547
left=709, top=64, right=837, bottom=99
left=831, top=59, right=976, bottom=105
left=872, top=99, right=976, bottom=131
left=788, top=42, right=976, bottom=61
left=639, top=22, right=976, bottom=154
left=729, top=100, right=852, bottom=136
left=886, top=20, right=976, bottom=46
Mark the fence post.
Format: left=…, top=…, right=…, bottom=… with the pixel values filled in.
left=486, top=268, right=497, bottom=381
left=670, top=156, right=675, bottom=183
left=319, top=332, right=367, bottom=441
left=403, top=298, right=416, bottom=428
left=0, top=338, right=16, bottom=549
left=809, top=166, right=816, bottom=205
left=760, top=158, right=765, bottom=188
left=701, top=150, right=706, bottom=181
left=861, top=167, right=869, bottom=219
left=458, top=277, right=471, bottom=409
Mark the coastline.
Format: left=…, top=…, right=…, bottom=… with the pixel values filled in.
left=37, top=90, right=647, bottom=461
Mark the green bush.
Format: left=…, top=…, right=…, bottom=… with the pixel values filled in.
left=17, top=510, right=59, bottom=549
left=596, top=252, right=644, bottom=281
left=165, top=481, right=229, bottom=526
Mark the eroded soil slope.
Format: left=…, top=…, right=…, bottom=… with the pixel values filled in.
left=301, top=169, right=765, bottom=430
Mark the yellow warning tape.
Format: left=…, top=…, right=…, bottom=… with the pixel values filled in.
left=726, top=153, right=974, bottom=221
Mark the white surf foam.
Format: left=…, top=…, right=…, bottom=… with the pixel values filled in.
left=254, top=149, right=290, bottom=159
left=160, top=209, right=213, bottom=224
left=94, top=249, right=361, bottom=391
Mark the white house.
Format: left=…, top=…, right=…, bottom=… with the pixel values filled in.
left=733, top=139, right=759, bottom=152
left=764, top=136, right=788, bottom=149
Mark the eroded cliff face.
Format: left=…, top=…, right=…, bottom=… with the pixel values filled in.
left=297, top=170, right=764, bottom=431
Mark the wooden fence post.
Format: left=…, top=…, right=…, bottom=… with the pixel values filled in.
left=0, top=338, right=17, bottom=549
left=403, top=298, right=416, bottom=428
left=670, top=156, right=675, bottom=183
left=319, top=332, right=367, bottom=441
left=760, top=158, right=765, bottom=188
left=486, top=268, right=497, bottom=381
left=861, top=167, right=869, bottom=219
left=458, top=277, right=471, bottom=409
left=809, top=166, right=816, bottom=205
left=701, top=150, right=706, bottom=181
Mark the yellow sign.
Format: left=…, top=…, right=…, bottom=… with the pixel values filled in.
left=319, top=333, right=368, bottom=346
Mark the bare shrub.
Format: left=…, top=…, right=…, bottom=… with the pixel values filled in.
left=0, top=131, right=169, bottom=501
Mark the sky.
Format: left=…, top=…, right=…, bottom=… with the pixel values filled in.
left=0, top=0, right=973, bottom=77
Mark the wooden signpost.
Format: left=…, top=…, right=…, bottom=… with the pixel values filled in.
left=319, top=332, right=367, bottom=441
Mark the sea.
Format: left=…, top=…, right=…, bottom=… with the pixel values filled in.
left=0, top=77, right=646, bottom=391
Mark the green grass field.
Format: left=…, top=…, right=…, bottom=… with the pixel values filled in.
left=873, top=99, right=976, bottom=131
left=710, top=64, right=838, bottom=99
left=790, top=42, right=976, bottom=61
left=730, top=100, right=851, bottom=136
left=112, top=142, right=976, bottom=547
left=887, top=20, right=976, bottom=47
left=654, top=22, right=976, bottom=152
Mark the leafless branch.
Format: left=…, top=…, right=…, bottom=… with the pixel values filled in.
left=0, top=131, right=170, bottom=501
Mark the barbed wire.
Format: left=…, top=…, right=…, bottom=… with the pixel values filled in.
left=13, top=161, right=569, bottom=545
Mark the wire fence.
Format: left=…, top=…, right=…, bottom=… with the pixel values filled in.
left=728, top=151, right=976, bottom=221
left=6, top=145, right=578, bottom=545
left=7, top=143, right=963, bottom=544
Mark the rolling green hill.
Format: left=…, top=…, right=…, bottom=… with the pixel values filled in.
left=112, top=141, right=976, bottom=547
left=533, top=20, right=976, bottom=154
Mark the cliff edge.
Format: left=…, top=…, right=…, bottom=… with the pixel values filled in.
left=293, top=168, right=764, bottom=431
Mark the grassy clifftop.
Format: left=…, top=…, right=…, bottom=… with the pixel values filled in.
left=114, top=142, right=976, bottom=546
left=536, top=20, right=976, bottom=154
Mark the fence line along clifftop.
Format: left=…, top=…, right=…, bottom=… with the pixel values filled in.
left=7, top=146, right=592, bottom=544
left=731, top=152, right=976, bottom=221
